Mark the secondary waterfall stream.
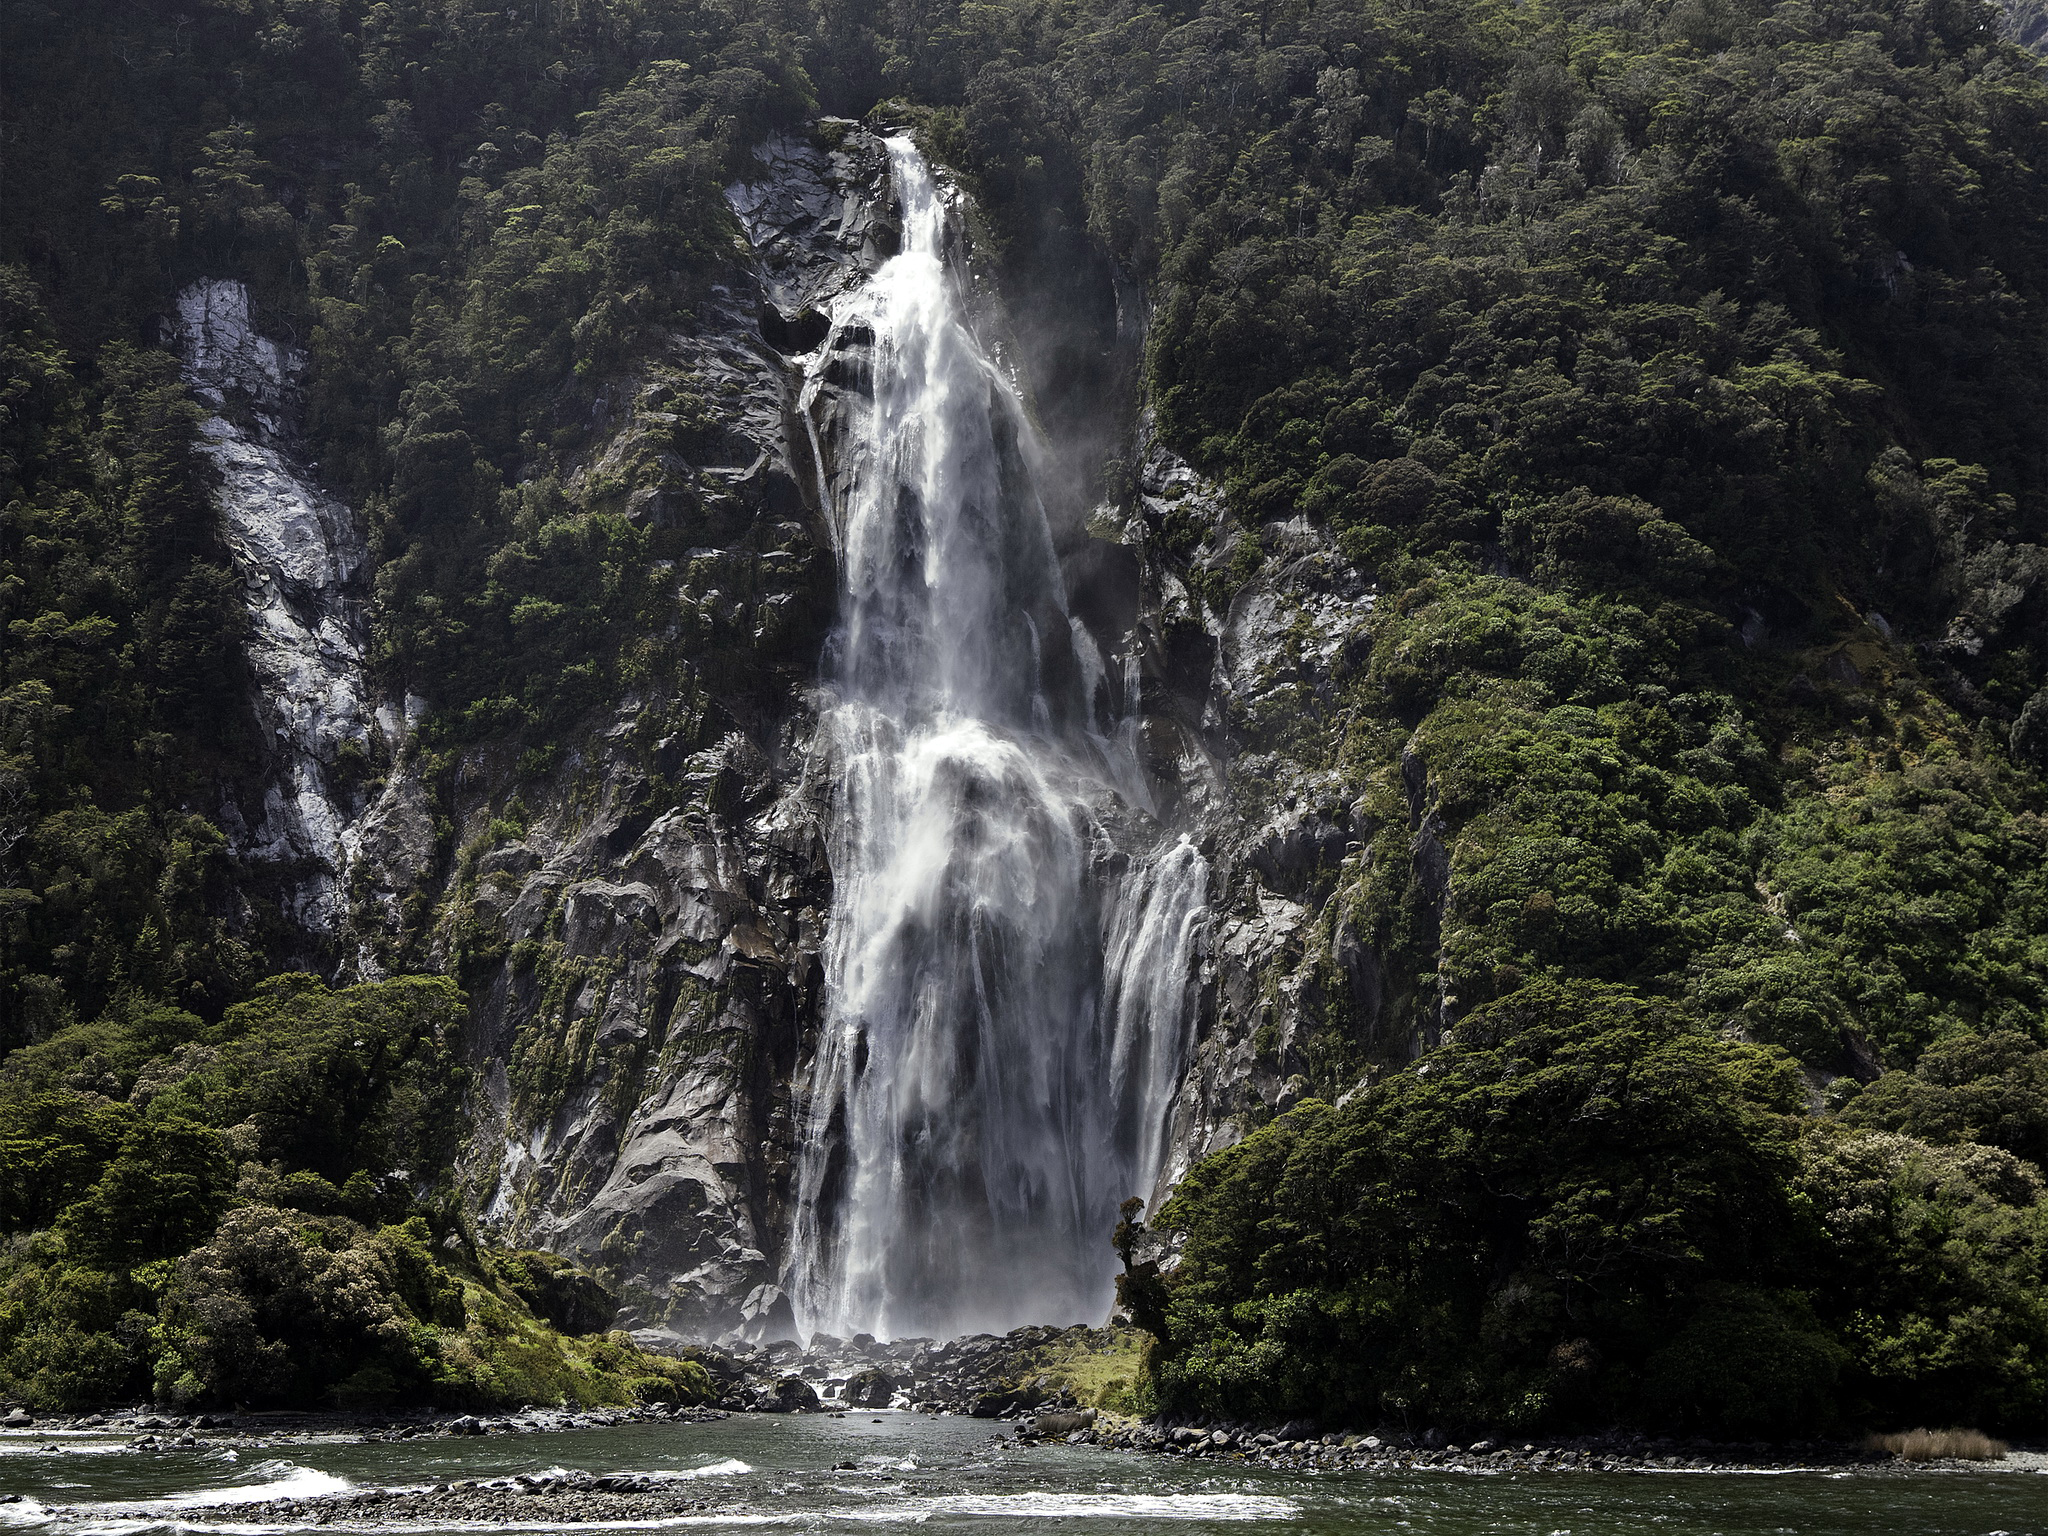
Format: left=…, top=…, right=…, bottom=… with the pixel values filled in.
left=789, top=139, right=1209, bottom=1341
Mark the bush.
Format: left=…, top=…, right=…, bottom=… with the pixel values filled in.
left=1794, top=1127, right=2048, bottom=1430
left=495, top=1250, right=615, bottom=1335
left=1867, top=1427, right=2007, bottom=1461
left=1842, top=1032, right=2048, bottom=1168
left=1143, top=998, right=2048, bottom=1434
left=1144, top=980, right=1814, bottom=1431
left=0, top=972, right=692, bottom=1411
left=1640, top=1286, right=1846, bottom=1436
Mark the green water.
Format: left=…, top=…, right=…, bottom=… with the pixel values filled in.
left=3, top=1416, right=2043, bottom=1534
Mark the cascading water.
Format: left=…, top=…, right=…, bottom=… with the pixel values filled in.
left=790, top=139, right=1208, bottom=1342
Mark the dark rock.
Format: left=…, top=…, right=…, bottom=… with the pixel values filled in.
left=844, top=1368, right=896, bottom=1408
left=763, top=1376, right=820, bottom=1413
left=759, top=302, right=831, bottom=354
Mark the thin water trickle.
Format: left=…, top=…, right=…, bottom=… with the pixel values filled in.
left=790, top=138, right=1208, bottom=1342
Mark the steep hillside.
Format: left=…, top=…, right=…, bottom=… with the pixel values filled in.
left=4, top=0, right=2048, bottom=1430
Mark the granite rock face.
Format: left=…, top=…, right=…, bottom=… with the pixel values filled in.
left=170, top=278, right=373, bottom=938
left=400, top=133, right=896, bottom=1344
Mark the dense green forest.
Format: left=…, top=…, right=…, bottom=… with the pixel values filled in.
left=0, top=973, right=714, bottom=1408
left=6, top=0, right=2048, bottom=1433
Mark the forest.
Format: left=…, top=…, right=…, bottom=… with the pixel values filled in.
left=5, top=0, right=2048, bottom=1435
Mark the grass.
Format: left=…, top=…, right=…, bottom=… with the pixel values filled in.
left=1866, top=1428, right=2008, bottom=1462
left=1024, top=1327, right=1153, bottom=1412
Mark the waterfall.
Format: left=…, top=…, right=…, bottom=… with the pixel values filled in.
left=790, top=139, right=1208, bottom=1342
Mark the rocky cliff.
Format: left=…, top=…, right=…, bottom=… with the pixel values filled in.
left=192, top=122, right=1412, bottom=1346
left=169, top=278, right=374, bottom=945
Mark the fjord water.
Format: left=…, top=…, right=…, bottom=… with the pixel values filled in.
left=790, top=138, right=1207, bottom=1341
left=5, top=1418, right=2040, bottom=1535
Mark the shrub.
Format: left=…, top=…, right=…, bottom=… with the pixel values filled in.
left=1867, top=1428, right=2008, bottom=1461
left=1145, top=980, right=1813, bottom=1431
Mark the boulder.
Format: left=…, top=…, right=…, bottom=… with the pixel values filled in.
left=844, top=1368, right=896, bottom=1408
left=970, top=1390, right=1017, bottom=1419
left=764, top=1376, right=820, bottom=1413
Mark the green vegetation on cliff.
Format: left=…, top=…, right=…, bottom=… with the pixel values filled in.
left=869, top=0, right=2048, bottom=1436
left=7, top=0, right=2048, bottom=1428
left=1121, top=982, right=2048, bottom=1434
left=2, top=274, right=259, bottom=1039
left=0, top=973, right=710, bottom=1411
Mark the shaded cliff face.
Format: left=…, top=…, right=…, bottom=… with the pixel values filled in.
left=193, top=123, right=1401, bottom=1345
left=169, top=279, right=375, bottom=946
left=407, top=129, right=891, bottom=1343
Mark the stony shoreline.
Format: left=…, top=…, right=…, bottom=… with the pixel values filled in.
left=1071, top=1417, right=1976, bottom=1474
left=0, top=1400, right=726, bottom=1453
left=12, top=1409, right=2038, bottom=1528
left=8, top=1315, right=2036, bottom=1506
left=0, top=1322, right=1116, bottom=1441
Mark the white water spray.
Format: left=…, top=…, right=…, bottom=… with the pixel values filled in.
left=790, top=140, right=1207, bottom=1341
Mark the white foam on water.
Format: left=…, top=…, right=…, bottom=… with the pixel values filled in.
left=50, top=1498, right=1291, bottom=1536
left=641, top=1459, right=754, bottom=1481
left=187, top=1518, right=924, bottom=1533
left=0, top=1437, right=134, bottom=1455
left=917, top=1491, right=1298, bottom=1520
left=90, top=1459, right=354, bottom=1514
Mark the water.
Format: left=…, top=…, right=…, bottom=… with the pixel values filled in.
left=4, top=1417, right=2042, bottom=1534
left=790, top=138, right=1208, bottom=1341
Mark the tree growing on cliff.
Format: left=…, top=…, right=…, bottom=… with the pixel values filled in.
left=1140, top=980, right=2048, bottom=1434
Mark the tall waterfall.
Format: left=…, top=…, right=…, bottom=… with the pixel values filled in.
left=790, top=139, right=1208, bottom=1342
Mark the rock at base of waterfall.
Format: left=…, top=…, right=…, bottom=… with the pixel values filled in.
left=843, top=1368, right=896, bottom=1407
left=762, top=1377, right=820, bottom=1413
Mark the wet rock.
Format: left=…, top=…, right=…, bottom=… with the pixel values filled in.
left=168, top=278, right=370, bottom=936
left=763, top=1376, right=821, bottom=1413
left=1024, top=1409, right=1098, bottom=1438
left=844, top=1369, right=896, bottom=1408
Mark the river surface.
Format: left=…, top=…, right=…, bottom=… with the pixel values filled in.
left=4, top=1416, right=2043, bottom=1535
